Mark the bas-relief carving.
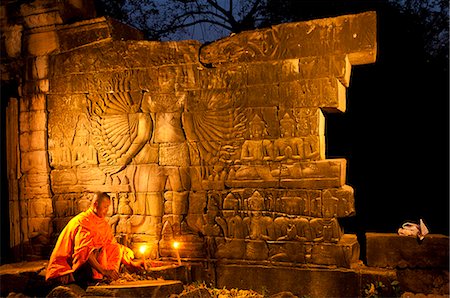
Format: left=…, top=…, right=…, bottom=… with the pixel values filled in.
left=43, top=12, right=378, bottom=266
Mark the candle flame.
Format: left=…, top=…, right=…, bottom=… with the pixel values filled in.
left=139, top=244, right=148, bottom=255
left=172, top=241, right=180, bottom=249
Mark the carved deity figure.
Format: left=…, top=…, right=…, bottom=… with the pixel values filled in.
left=273, top=113, right=304, bottom=164
left=202, top=197, right=224, bottom=259
left=235, top=114, right=274, bottom=180
left=322, top=190, right=339, bottom=218
left=243, top=191, right=274, bottom=241
left=52, top=138, right=72, bottom=168
left=243, top=191, right=273, bottom=260
left=222, top=193, right=245, bottom=239
left=87, top=78, right=243, bottom=242
left=72, top=122, right=98, bottom=167
left=310, top=218, right=341, bottom=242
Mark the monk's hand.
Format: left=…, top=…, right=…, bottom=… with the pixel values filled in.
left=131, top=259, right=147, bottom=271
left=56, top=273, right=73, bottom=285
left=102, top=269, right=120, bottom=280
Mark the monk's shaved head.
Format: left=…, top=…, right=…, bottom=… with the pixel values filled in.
left=92, top=192, right=111, bottom=207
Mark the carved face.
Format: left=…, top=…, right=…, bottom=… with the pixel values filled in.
left=280, top=123, right=295, bottom=138
left=250, top=124, right=264, bottom=139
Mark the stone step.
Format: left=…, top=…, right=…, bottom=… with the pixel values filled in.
left=85, top=280, right=184, bottom=297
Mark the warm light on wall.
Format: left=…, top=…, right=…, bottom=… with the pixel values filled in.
left=173, top=241, right=182, bottom=265
left=139, top=244, right=148, bottom=255
left=139, top=244, right=148, bottom=267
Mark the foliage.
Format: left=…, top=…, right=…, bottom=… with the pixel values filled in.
left=94, top=0, right=267, bottom=41
left=363, top=280, right=402, bottom=298
left=389, top=0, right=448, bottom=58
left=93, top=0, right=448, bottom=63
left=364, top=281, right=386, bottom=298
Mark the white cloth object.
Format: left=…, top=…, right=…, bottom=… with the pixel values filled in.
left=398, top=218, right=429, bottom=240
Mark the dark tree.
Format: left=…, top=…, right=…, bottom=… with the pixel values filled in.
left=94, top=0, right=267, bottom=41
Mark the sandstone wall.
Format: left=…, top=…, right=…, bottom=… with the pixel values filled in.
left=2, top=1, right=377, bottom=267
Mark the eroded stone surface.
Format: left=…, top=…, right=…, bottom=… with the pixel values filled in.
left=366, top=233, right=449, bottom=269
left=2, top=0, right=378, bottom=269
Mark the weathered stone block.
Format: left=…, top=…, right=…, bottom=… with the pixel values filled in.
left=50, top=169, right=77, bottom=189
left=27, top=31, right=59, bottom=56
left=21, top=185, right=52, bottom=199
left=216, top=263, right=360, bottom=297
left=29, top=198, right=53, bottom=217
left=366, top=233, right=449, bottom=268
left=396, top=268, right=449, bottom=295
left=200, top=12, right=377, bottom=66
left=50, top=40, right=201, bottom=76
left=22, top=9, right=63, bottom=29
left=19, top=111, right=31, bottom=132
left=57, top=17, right=144, bottom=52
left=19, top=110, right=47, bottom=132
left=32, top=56, right=49, bottom=79
left=247, top=62, right=280, bottom=85
left=19, top=132, right=31, bottom=152
left=267, top=241, right=306, bottom=263
left=3, top=24, right=23, bottom=58
left=311, top=234, right=359, bottom=268
left=29, top=130, right=47, bottom=150
left=85, top=280, right=184, bottom=298
left=198, top=65, right=247, bottom=90
left=21, top=150, right=49, bottom=173
left=324, top=185, right=355, bottom=218
left=30, top=94, right=46, bottom=111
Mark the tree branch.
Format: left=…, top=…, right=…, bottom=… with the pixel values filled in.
left=159, top=18, right=233, bottom=35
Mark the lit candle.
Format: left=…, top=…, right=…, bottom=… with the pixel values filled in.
left=139, top=244, right=148, bottom=269
left=172, top=241, right=181, bottom=266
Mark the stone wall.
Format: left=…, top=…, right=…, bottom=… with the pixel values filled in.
left=2, top=0, right=377, bottom=267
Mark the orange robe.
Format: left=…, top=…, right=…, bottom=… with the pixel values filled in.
left=45, top=208, right=134, bottom=281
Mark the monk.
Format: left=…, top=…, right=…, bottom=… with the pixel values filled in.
left=45, top=192, right=144, bottom=286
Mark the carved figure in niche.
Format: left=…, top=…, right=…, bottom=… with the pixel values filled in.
left=270, top=217, right=306, bottom=263
left=202, top=195, right=225, bottom=259
left=28, top=200, right=52, bottom=238
left=322, top=190, right=338, bottom=218
left=293, top=217, right=312, bottom=241
left=109, top=193, right=133, bottom=245
left=310, top=218, right=341, bottom=242
left=243, top=191, right=273, bottom=260
left=53, top=138, right=72, bottom=168
left=273, top=113, right=304, bottom=164
left=222, top=193, right=245, bottom=239
left=294, top=109, right=320, bottom=161
left=310, top=194, right=322, bottom=217
left=49, top=125, right=72, bottom=169
left=235, top=114, right=274, bottom=180
left=215, top=193, right=246, bottom=259
left=87, top=77, right=243, bottom=239
left=54, top=194, right=73, bottom=218
left=337, top=189, right=354, bottom=217
left=72, top=117, right=98, bottom=167
left=274, top=217, right=290, bottom=240
left=280, top=196, right=308, bottom=215
left=303, top=135, right=320, bottom=161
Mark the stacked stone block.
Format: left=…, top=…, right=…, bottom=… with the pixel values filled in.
left=44, top=11, right=376, bottom=268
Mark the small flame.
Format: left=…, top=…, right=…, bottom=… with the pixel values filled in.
left=139, top=244, right=148, bottom=255
left=172, top=241, right=180, bottom=250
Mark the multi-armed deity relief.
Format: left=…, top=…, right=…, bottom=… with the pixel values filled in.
left=41, top=12, right=376, bottom=267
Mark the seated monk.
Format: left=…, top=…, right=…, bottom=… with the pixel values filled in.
left=45, top=192, right=144, bottom=287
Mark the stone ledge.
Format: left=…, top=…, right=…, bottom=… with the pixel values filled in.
left=56, top=16, right=144, bottom=52
left=366, top=233, right=449, bottom=269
